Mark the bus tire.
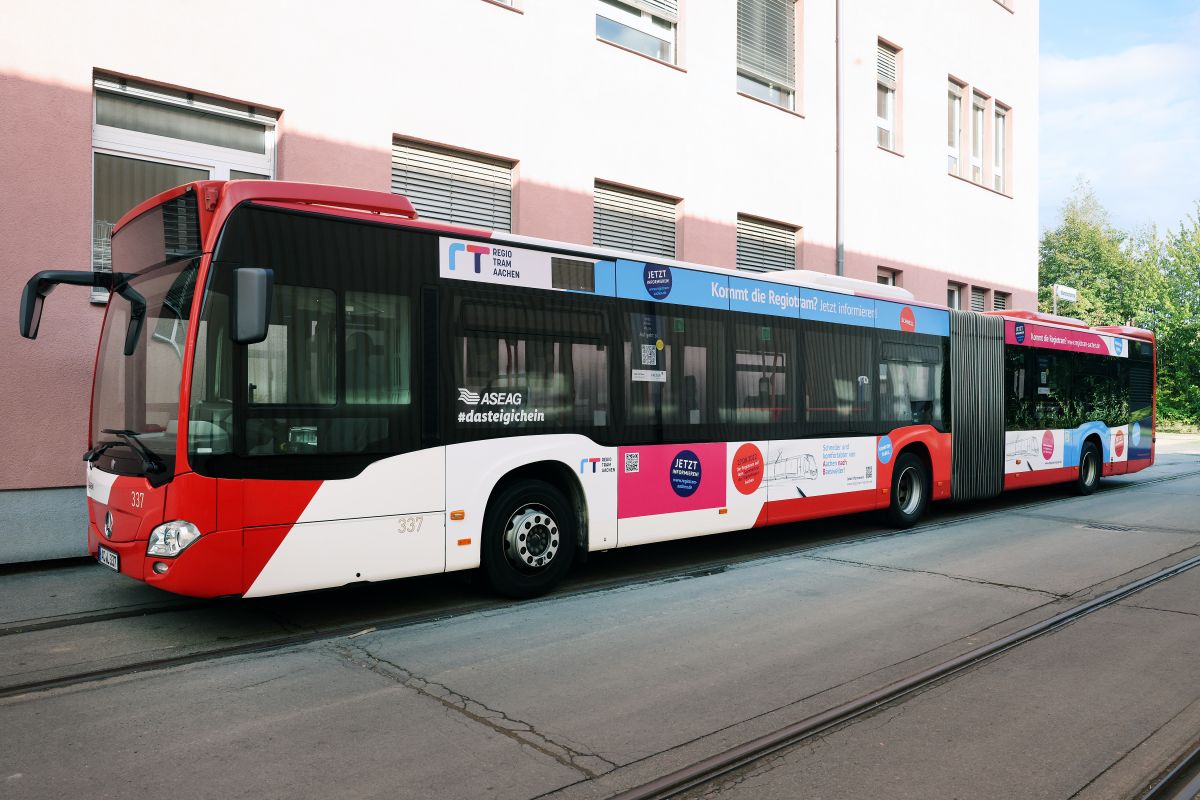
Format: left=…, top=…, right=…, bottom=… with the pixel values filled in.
left=481, top=479, right=576, bottom=599
left=887, top=452, right=930, bottom=528
left=1074, top=441, right=1101, bottom=496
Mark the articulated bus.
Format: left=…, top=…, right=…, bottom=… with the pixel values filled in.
left=19, top=181, right=1156, bottom=598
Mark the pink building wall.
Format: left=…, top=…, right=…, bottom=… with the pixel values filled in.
left=0, top=0, right=1039, bottom=495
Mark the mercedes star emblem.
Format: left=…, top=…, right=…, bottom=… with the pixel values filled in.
left=103, top=511, right=114, bottom=539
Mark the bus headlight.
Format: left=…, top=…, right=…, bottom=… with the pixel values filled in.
left=146, top=520, right=202, bottom=558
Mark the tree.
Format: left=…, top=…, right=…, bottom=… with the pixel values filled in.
left=1039, top=183, right=1200, bottom=424
left=1038, top=181, right=1166, bottom=328
left=1156, top=205, right=1200, bottom=421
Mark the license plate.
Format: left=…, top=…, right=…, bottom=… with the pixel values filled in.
left=97, top=544, right=119, bottom=572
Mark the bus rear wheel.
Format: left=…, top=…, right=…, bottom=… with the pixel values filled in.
left=482, top=479, right=576, bottom=599
left=887, top=452, right=930, bottom=528
left=1074, top=441, right=1101, bottom=496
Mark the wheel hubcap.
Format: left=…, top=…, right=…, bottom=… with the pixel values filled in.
left=503, top=504, right=560, bottom=570
left=1084, top=453, right=1097, bottom=485
left=897, top=466, right=922, bottom=515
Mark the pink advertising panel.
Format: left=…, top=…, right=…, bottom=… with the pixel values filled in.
left=1005, top=320, right=1128, bottom=358
left=617, top=443, right=728, bottom=519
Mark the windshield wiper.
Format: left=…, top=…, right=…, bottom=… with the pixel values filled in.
left=83, top=429, right=164, bottom=474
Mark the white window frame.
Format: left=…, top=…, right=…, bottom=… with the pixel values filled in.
left=877, top=267, right=900, bottom=287
left=876, top=42, right=898, bottom=151
left=596, top=0, right=676, bottom=64
left=993, top=105, right=1008, bottom=193
left=91, top=77, right=276, bottom=301
left=93, top=80, right=276, bottom=181
left=970, top=92, right=986, bottom=183
left=948, top=81, right=964, bottom=175
left=947, top=283, right=962, bottom=310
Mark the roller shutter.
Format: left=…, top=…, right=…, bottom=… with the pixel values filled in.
left=391, top=140, right=513, bottom=232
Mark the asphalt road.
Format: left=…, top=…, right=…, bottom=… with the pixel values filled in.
left=1, top=435, right=1198, bottom=799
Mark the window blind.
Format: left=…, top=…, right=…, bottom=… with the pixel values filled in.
left=626, top=0, right=678, bottom=22
left=593, top=183, right=676, bottom=258
left=877, top=43, right=898, bottom=90
left=971, top=287, right=986, bottom=312
left=737, top=217, right=796, bottom=272
left=993, top=292, right=1010, bottom=311
left=391, top=140, right=513, bottom=232
left=737, top=0, right=796, bottom=91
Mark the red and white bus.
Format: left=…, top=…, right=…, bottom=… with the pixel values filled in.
left=19, top=181, right=1156, bottom=598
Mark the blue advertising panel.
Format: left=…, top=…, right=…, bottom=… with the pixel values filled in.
left=874, top=301, right=951, bottom=336
left=615, top=259, right=730, bottom=311
left=795, top=288, right=878, bottom=329
left=590, top=260, right=616, bottom=297
left=727, top=276, right=802, bottom=318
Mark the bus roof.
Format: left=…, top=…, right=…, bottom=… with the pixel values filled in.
left=114, top=180, right=1153, bottom=343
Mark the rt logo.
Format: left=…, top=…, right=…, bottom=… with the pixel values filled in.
left=448, top=242, right=491, bottom=273
left=579, top=457, right=602, bottom=473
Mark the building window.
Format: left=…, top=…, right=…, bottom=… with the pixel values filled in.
left=993, top=292, right=1010, bottom=311
left=876, top=41, right=899, bottom=150
left=877, top=267, right=900, bottom=287
left=736, top=215, right=797, bottom=272
left=970, top=92, right=987, bottom=183
left=596, top=0, right=677, bottom=64
left=92, top=74, right=276, bottom=302
left=391, top=139, right=514, bottom=232
left=947, top=80, right=964, bottom=175
left=594, top=182, right=677, bottom=258
left=971, top=286, right=987, bottom=312
left=737, top=0, right=797, bottom=110
left=947, top=283, right=963, bottom=310
left=993, top=105, right=1008, bottom=193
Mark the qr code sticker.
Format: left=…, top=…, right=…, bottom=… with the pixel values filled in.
left=865, top=466, right=873, bottom=479
left=640, top=344, right=657, bottom=366
left=624, top=452, right=640, bottom=473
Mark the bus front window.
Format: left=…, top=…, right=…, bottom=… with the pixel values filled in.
left=89, top=193, right=202, bottom=483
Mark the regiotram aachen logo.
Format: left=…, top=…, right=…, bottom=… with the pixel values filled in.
left=447, top=242, right=492, bottom=273
left=456, top=387, right=545, bottom=425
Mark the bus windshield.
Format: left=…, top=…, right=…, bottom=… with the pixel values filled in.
left=89, top=192, right=202, bottom=481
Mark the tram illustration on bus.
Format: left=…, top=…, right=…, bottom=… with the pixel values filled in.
left=18, top=181, right=1156, bottom=599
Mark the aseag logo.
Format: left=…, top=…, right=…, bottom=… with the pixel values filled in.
left=448, top=242, right=491, bottom=273
left=458, top=388, right=522, bottom=406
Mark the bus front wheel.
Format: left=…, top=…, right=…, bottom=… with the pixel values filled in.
left=481, top=479, right=577, bottom=599
left=887, top=452, right=930, bottom=528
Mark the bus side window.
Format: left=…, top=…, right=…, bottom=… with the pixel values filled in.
left=622, top=311, right=724, bottom=430
left=879, top=338, right=945, bottom=429
left=733, top=321, right=793, bottom=428
left=452, top=298, right=608, bottom=434
left=802, top=325, right=874, bottom=429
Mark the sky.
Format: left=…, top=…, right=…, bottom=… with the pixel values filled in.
left=1040, top=0, right=1200, bottom=234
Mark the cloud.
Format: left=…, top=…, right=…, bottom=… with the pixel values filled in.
left=1040, top=38, right=1200, bottom=234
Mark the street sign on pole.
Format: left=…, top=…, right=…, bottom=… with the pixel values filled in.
left=1052, top=283, right=1078, bottom=315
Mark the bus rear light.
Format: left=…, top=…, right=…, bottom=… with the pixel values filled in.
left=450, top=510, right=466, bottom=521
left=457, top=538, right=472, bottom=547
left=147, top=520, right=201, bottom=558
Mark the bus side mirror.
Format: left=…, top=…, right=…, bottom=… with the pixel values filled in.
left=19, top=270, right=97, bottom=340
left=231, top=268, right=273, bottom=345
